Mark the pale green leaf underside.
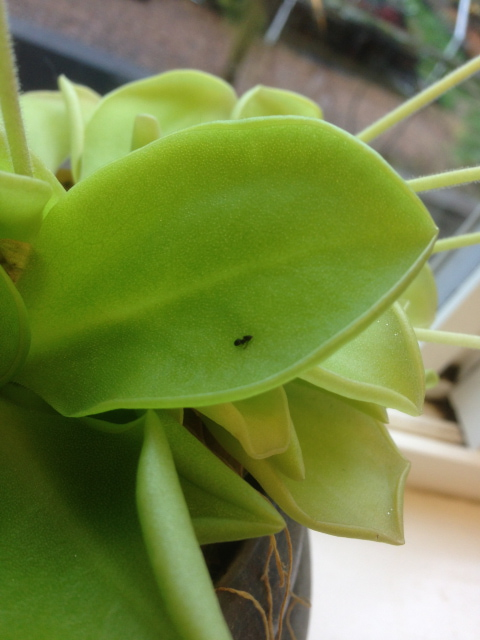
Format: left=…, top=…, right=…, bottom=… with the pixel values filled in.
left=300, top=303, right=425, bottom=415
left=16, top=117, right=437, bottom=416
left=160, top=410, right=285, bottom=544
left=0, top=388, right=184, bottom=640
left=206, top=380, right=410, bottom=544
left=137, top=411, right=233, bottom=640
left=80, top=69, right=238, bottom=178
left=0, top=266, right=30, bottom=386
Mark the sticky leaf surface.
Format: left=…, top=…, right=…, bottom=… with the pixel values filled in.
left=16, top=117, right=437, bottom=415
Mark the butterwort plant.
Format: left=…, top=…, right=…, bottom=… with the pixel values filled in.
left=2, top=1, right=480, bottom=638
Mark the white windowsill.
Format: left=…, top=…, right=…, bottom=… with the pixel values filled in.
left=388, top=411, right=480, bottom=502
left=309, top=486, right=480, bottom=640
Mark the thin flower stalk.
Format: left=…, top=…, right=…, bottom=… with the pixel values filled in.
left=356, top=55, right=480, bottom=143
left=0, top=0, right=32, bottom=176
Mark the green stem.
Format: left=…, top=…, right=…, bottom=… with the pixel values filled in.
left=0, top=0, right=32, bottom=176
left=415, top=328, right=480, bottom=349
left=433, top=232, right=480, bottom=253
left=356, top=56, right=480, bottom=144
left=407, top=166, right=480, bottom=192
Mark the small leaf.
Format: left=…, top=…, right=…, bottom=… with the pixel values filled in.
left=232, top=85, right=322, bottom=119
left=1, top=120, right=58, bottom=239
left=16, top=117, right=437, bottom=415
left=1, top=127, right=66, bottom=223
left=137, top=410, right=233, bottom=640
left=198, top=386, right=293, bottom=458
left=161, top=411, right=285, bottom=544
left=131, top=113, right=161, bottom=151
left=80, top=70, right=237, bottom=178
left=268, top=418, right=306, bottom=481
left=206, top=380, right=410, bottom=545
left=18, top=82, right=100, bottom=177
left=19, top=90, right=70, bottom=171
left=0, top=170, right=52, bottom=241
left=58, top=75, right=101, bottom=181
left=300, top=303, right=425, bottom=415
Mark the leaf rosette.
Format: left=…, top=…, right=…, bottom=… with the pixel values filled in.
left=1, top=62, right=445, bottom=640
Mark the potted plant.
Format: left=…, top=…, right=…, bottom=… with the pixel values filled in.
left=1, top=1, right=480, bottom=638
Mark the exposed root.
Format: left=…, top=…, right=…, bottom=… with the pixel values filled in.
left=276, top=528, right=293, bottom=640
left=260, top=527, right=296, bottom=640
left=216, top=587, right=272, bottom=640
left=286, top=593, right=312, bottom=640
left=217, top=522, right=307, bottom=640
left=271, top=535, right=285, bottom=588
left=261, top=536, right=276, bottom=639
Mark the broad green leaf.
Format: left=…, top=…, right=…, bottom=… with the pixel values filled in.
left=15, top=117, right=437, bottom=416
left=0, top=266, right=30, bottom=386
left=232, top=84, right=322, bottom=119
left=137, top=410, right=233, bottom=640
left=398, top=263, right=438, bottom=328
left=205, top=380, right=410, bottom=545
left=58, top=75, right=101, bottom=181
left=300, top=303, right=425, bottom=415
left=161, top=410, right=285, bottom=544
left=198, top=386, right=293, bottom=458
left=80, top=70, right=237, bottom=178
left=0, top=387, right=185, bottom=640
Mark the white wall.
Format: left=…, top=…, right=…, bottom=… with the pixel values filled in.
left=309, top=488, right=480, bottom=640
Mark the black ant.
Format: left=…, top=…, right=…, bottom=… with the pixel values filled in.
left=234, top=335, right=253, bottom=348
